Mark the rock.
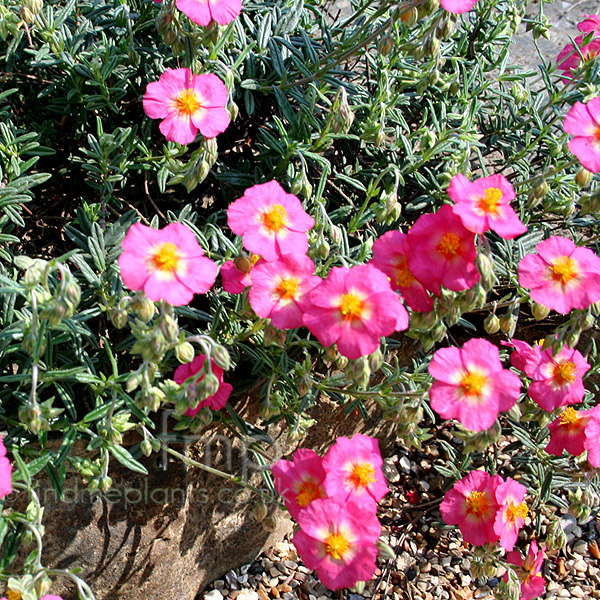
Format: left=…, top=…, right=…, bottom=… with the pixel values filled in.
left=382, top=458, right=400, bottom=483
left=236, top=592, right=259, bottom=600
left=574, top=560, right=588, bottom=574
left=399, top=456, right=411, bottom=473
left=571, top=587, right=586, bottom=598
left=205, top=592, right=224, bottom=600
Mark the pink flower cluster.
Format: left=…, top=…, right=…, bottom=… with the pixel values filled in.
left=503, top=338, right=590, bottom=412
left=225, top=180, right=409, bottom=359
left=271, top=434, right=388, bottom=590
left=557, top=15, right=600, bottom=80
left=503, top=338, right=600, bottom=466
left=440, top=470, right=530, bottom=552
left=173, top=353, right=233, bottom=416
left=428, top=338, right=521, bottom=431
left=372, top=173, right=524, bottom=310
left=505, top=541, right=546, bottom=600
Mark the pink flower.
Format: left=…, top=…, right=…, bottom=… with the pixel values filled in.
left=271, top=449, right=327, bottom=520
left=227, top=181, right=315, bottom=262
left=500, top=339, right=542, bottom=372
left=546, top=406, right=595, bottom=456
left=578, top=14, right=600, bottom=35
left=494, top=479, right=528, bottom=551
left=439, top=470, right=502, bottom=546
left=371, top=230, right=434, bottom=312
left=143, top=68, right=230, bottom=145
left=0, top=437, right=12, bottom=499
left=176, top=0, right=241, bottom=27
left=220, top=255, right=259, bottom=294
left=322, top=434, right=389, bottom=512
left=524, top=344, right=590, bottom=412
left=584, top=415, right=600, bottom=467
left=173, top=354, right=233, bottom=415
left=428, top=338, right=522, bottom=431
left=248, top=255, right=321, bottom=329
left=407, top=205, right=479, bottom=295
left=440, top=0, right=476, bottom=13
left=293, top=498, right=381, bottom=590
left=505, top=541, right=546, bottom=600
left=518, top=236, right=600, bottom=313
left=563, top=98, right=600, bottom=173
left=302, top=264, right=409, bottom=359
left=448, top=174, right=526, bottom=239
left=119, top=222, right=218, bottom=306
left=557, top=37, right=600, bottom=80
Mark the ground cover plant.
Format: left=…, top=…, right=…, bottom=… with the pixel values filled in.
left=0, top=0, right=600, bottom=598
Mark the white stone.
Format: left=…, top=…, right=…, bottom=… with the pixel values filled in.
left=204, top=591, right=223, bottom=600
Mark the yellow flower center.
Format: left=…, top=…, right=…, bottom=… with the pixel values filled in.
left=348, top=462, right=376, bottom=488
left=175, top=88, right=201, bottom=116
left=437, top=232, right=462, bottom=259
left=276, top=276, right=300, bottom=300
left=325, top=532, right=351, bottom=560
left=152, top=242, right=180, bottom=272
left=339, top=293, right=364, bottom=320
left=549, top=256, right=578, bottom=286
left=460, top=371, right=486, bottom=396
left=393, top=256, right=416, bottom=288
left=466, top=490, right=488, bottom=516
left=559, top=406, right=580, bottom=427
left=478, top=187, right=502, bottom=215
left=262, top=204, right=288, bottom=233
left=7, top=591, right=22, bottom=600
left=505, top=501, right=528, bottom=523
left=296, top=479, right=324, bottom=507
left=553, top=360, right=576, bottom=385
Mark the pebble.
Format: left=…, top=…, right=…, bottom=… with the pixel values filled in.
left=383, top=458, right=401, bottom=483
left=441, top=557, right=452, bottom=567
left=257, top=591, right=269, bottom=600
left=235, top=593, right=258, bottom=600
left=460, top=558, right=471, bottom=571
left=571, top=586, right=586, bottom=598
left=214, top=581, right=226, bottom=590
left=271, top=588, right=280, bottom=598
left=278, top=584, right=292, bottom=593
left=574, top=560, right=588, bottom=574
left=573, top=541, right=588, bottom=555
left=399, top=456, right=411, bottom=473
left=204, top=591, right=223, bottom=600
left=461, top=575, right=472, bottom=586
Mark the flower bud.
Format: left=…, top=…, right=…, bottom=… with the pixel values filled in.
left=203, top=373, right=220, bottom=397
left=398, top=4, right=418, bottom=26
left=498, top=314, right=516, bottom=336
left=262, top=516, right=277, bottom=532
left=475, top=253, right=495, bottom=290
left=35, top=574, right=52, bottom=597
left=252, top=501, right=268, bottom=522
left=336, top=355, right=348, bottom=370
left=431, top=322, right=446, bottom=342
left=126, top=371, right=142, bottom=393
left=110, top=308, right=128, bottom=329
left=98, top=475, right=113, bottom=492
left=64, top=280, right=81, bottom=307
left=531, top=301, right=550, bottom=321
left=484, top=313, right=500, bottom=334
left=140, top=439, right=153, bottom=457
left=576, top=167, right=594, bottom=188
left=378, top=35, right=395, bottom=55
left=345, top=356, right=370, bottom=382
left=23, top=258, right=48, bottom=288
left=137, top=387, right=165, bottom=412
left=565, top=329, right=580, bottom=350
left=368, top=348, right=384, bottom=372
left=211, top=344, right=231, bottom=370
left=175, top=341, right=195, bottom=364
left=21, top=6, right=35, bottom=23
left=132, top=294, right=155, bottom=322
left=264, top=323, right=286, bottom=347
left=317, top=238, right=330, bottom=259
left=425, top=37, right=440, bottom=57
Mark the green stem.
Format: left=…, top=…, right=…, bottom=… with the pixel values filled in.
left=161, top=444, right=281, bottom=506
